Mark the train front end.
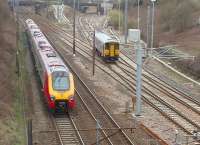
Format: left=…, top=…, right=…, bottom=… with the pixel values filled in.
left=46, top=70, right=75, bottom=113
left=104, top=42, right=119, bottom=62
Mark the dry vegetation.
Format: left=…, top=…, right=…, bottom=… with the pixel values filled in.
left=0, top=2, right=16, bottom=115
left=0, top=1, right=24, bottom=145
left=114, top=0, right=200, bottom=80
left=108, top=10, right=124, bottom=29
left=158, top=0, right=200, bottom=79
left=159, top=0, right=199, bottom=33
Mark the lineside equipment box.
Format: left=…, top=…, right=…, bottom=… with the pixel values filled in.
left=128, top=29, right=140, bottom=42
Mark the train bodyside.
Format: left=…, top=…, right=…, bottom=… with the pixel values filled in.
left=25, top=19, right=75, bottom=113
left=95, top=31, right=119, bottom=62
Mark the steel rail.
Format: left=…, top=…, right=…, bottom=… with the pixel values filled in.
left=75, top=90, right=114, bottom=145
left=48, top=40, right=135, bottom=144
left=20, top=12, right=198, bottom=142
left=43, top=23, right=199, bottom=134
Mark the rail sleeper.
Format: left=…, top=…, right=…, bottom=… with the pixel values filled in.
left=56, top=117, right=80, bottom=145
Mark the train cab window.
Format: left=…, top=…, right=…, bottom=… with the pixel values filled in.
left=52, top=71, right=70, bottom=91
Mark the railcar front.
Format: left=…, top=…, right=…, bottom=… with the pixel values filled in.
left=104, top=41, right=119, bottom=62
left=95, top=31, right=119, bottom=62
left=44, top=67, right=75, bottom=113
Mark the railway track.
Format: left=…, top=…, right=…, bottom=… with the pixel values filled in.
left=18, top=8, right=199, bottom=143
left=78, top=16, right=93, bottom=45
left=37, top=20, right=200, bottom=136
left=19, top=12, right=135, bottom=145
left=48, top=38, right=135, bottom=145
left=53, top=114, right=83, bottom=145
left=22, top=13, right=136, bottom=144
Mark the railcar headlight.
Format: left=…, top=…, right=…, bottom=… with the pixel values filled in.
left=50, top=96, right=55, bottom=101
left=69, top=96, right=74, bottom=101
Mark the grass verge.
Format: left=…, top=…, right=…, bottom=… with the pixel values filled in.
left=13, top=25, right=29, bottom=145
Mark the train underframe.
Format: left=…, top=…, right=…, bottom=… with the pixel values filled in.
left=48, top=99, right=75, bottom=113
left=96, top=49, right=119, bottom=62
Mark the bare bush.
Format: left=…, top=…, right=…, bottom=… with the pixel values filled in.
left=160, top=0, right=176, bottom=31
left=108, top=9, right=124, bottom=29
left=160, top=0, right=195, bottom=33
left=0, top=1, right=13, bottom=32
left=175, top=56, right=200, bottom=79
left=128, top=19, right=137, bottom=29
left=172, top=1, right=193, bottom=33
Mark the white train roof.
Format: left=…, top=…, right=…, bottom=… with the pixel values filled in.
left=26, top=19, right=69, bottom=74
left=95, top=31, right=118, bottom=44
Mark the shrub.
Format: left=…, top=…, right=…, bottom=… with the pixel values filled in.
left=108, top=10, right=124, bottom=29
left=160, top=0, right=195, bottom=33
left=172, top=1, right=194, bottom=32
left=128, top=19, right=137, bottom=29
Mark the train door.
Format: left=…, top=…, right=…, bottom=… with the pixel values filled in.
left=104, top=43, right=109, bottom=57
left=109, top=43, right=119, bottom=58
left=109, top=43, right=115, bottom=57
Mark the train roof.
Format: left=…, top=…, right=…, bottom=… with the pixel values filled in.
left=26, top=19, right=69, bottom=74
left=95, top=31, right=118, bottom=43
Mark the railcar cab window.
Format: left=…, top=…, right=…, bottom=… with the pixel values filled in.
left=52, top=71, right=69, bottom=91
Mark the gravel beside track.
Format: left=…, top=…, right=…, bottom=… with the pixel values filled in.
left=18, top=7, right=200, bottom=144
left=52, top=114, right=82, bottom=145
left=42, top=22, right=200, bottom=135
left=25, top=31, right=59, bottom=145
left=50, top=39, right=135, bottom=145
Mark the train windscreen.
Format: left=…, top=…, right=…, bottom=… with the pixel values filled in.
left=52, top=71, right=70, bottom=91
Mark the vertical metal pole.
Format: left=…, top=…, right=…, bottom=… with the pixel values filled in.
left=137, top=0, right=140, bottom=29
left=78, top=0, right=80, bottom=12
left=57, top=6, right=59, bottom=22
left=118, top=0, right=121, bottom=37
left=93, top=30, right=96, bottom=76
left=146, top=4, right=150, bottom=48
left=175, top=129, right=179, bottom=145
left=96, top=120, right=100, bottom=145
left=16, top=3, right=19, bottom=54
left=103, top=0, right=105, bottom=15
left=13, top=0, right=15, bottom=13
left=73, top=0, right=76, bottom=56
left=13, top=0, right=16, bottom=20
left=27, top=119, right=32, bottom=145
left=135, top=44, right=142, bottom=116
left=46, top=0, right=49, bottom=18
left=124, top=0, right=128, bottom=44
left=150, top=1, right=155, bottom=49
left=97, top=0, right=100, bottom=15
left=14, top=0, right=19, bottom=77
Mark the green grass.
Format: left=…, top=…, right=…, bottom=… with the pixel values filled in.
left=0, top=29, right=27, bottom=145
left=12, top=29, right=29, bottom=145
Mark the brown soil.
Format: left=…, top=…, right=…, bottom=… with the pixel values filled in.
left=128, top=3, right=200, bottom=55
left=160, top=27, right=200, bottom=56
left=0, top=1, right=18, bottom=145
left=128, top=2, right=200, bottom=81
left=0, top=2, right=16, bottom=117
